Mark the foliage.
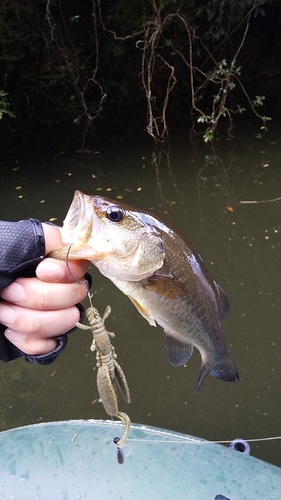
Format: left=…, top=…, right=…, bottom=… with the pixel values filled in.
left=0, top=0, right=279, bottom=153
left=135, top=0, right=273, bottom=142
left=0, top=90, right=14, bottom=120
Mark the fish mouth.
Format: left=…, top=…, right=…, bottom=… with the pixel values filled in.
left=57, top=191, right=165, bottom=278
left=64, top=190, right=86, bottom=230
left=61, top=190, right=93, bottom=243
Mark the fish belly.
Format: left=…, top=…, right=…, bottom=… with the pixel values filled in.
left=109, top=277, right=238, bottom=392
left=110, top=277, right=218, bottom=357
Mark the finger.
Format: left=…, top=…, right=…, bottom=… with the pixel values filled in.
left=0, top=302, right=80, bottom=337
left=4, top=329, right=58, bottom=356
left=36, top=257, right=89, bottom=283
left=1, top=278, right=88, bottom=309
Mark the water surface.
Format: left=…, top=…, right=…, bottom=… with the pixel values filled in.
left=1, top=132, right=281, bottom=466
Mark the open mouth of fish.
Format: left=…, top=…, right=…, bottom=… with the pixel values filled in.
left=63, top=190, right=90, bottom=234
left=61, top=190, right=94, bottom=244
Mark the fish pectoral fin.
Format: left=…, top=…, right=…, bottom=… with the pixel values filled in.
left=143, top=275, right=186, bottom=300
left=165, top=333, right=194, bottom=367
left=128, top=296, right=156, bottom=326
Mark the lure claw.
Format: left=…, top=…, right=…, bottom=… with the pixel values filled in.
left=76, top=303, right=131, bottom=460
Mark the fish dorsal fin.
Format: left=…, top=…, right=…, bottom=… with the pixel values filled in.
left=128, top=296, right=156, bottom=327
left=165, top=333, right=194, bottom=367
left=215, top=282, right=230, bottom=319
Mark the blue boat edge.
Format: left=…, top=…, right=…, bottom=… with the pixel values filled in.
left=0, top=419, right=280, bottom=500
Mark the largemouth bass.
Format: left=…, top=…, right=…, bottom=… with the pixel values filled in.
left=51, top=191, right=239, bottom=392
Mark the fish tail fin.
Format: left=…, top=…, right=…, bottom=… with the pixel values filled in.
left=195, top=351, right=239, bottom=393
left=210, top=351, right=239, bottom=384
left=195, top=364, right=210, bottom=394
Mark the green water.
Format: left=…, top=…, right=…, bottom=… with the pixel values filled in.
left=0, top=132, right=281, bottom=466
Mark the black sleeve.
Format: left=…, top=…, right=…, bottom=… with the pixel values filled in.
left=0, top=219, right=90, bottom=365
left=0, top=322, right=69, bottom=363
left=0, top=219, right=45, bottom=291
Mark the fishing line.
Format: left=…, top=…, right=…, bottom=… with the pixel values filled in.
left=64, top=241, right=280, bottom=451
left=126, top=435, right=281, bottom=445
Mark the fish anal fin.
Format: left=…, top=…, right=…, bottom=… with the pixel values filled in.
left=165, top=333, right=194, bottom=367
left=128, top=296, right=156, bottom=326
left=143, top=275, right=186, bottom=300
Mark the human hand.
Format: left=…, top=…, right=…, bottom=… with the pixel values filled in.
left=0, top=224, right=89, bottom=356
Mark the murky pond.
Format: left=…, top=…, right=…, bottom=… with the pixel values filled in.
left=1, top=131, right=281, bottom=466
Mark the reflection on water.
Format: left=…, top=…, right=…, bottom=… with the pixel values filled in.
left=1, top=134, right=281, bottom=466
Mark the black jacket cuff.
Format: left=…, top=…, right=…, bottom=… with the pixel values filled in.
left=8, top=334, right=68, bottom=365
left=2, top=301, right=85, bottom=365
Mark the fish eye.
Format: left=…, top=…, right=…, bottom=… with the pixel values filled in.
left=106, top=205, right=124, bottom=222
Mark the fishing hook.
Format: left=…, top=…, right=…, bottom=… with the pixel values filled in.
left=65, top=242, right=92, bottom=303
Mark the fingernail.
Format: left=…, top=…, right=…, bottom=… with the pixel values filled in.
left=4, top=329, right=26, bottom=345
left=1, top=283, right=25, bottom=303
left=37, top=260, right=64, bottom=280
left=0, top=305, right=16, bottom=325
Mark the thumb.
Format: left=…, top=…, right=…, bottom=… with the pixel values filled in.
left=36, top=258, right=89, bottom=283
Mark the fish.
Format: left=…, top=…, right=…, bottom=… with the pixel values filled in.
left=50, top=190, right=239, bottom=392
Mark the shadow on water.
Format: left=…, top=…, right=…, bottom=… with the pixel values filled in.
left=1, top=132, right=281, bottom=466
